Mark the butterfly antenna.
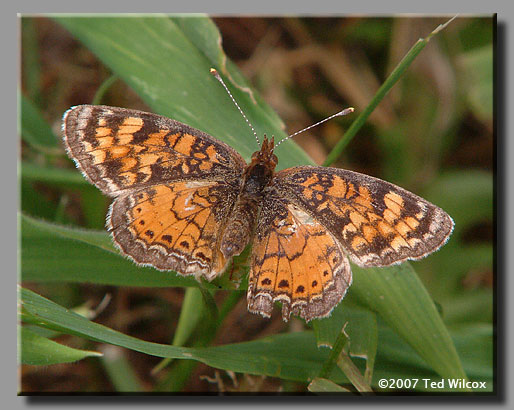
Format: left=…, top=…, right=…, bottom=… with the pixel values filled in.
left=210, top=68, right=260, bottom=146
left=275, top=107, right=355, bottom=148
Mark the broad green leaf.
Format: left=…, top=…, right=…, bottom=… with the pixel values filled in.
left=19, top=326, right=102, bottom=365
left=20, top=287, right=347, bottom=383
left=54, top=16, right=307, bottom=169
left=351, top=263, right=468, bottom=382
left=172, top=16, right=225, bottom=69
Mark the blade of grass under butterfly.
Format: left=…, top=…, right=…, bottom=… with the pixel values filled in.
left=20, top=287, right=349, bottom=383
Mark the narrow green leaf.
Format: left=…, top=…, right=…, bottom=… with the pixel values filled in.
left=20, top=93, right=60, bottom=154
left=91, top=75, right=119, bottom=105
left=317, top=323, right=374, bottom=394
left=101, top=345, right=145, bottom=392
left=21, top=161, right=90, bottom=188
left=152, top=287, right=205, bottom=374
left=172, top=287, right=205, bottom=347
left=318, top=326, right=349, bottom=380
left=20, top=287, right=347, bottom=383
left=338, top=305, right=377, bottom=383
left=19, top=326, right=102, bottom=365
left=323, top=16, right=457, bottom=166
left=336, top=351, right=373, bottom=394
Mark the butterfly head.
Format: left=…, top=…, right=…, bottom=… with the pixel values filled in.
left=242, top=135, right=278, bottom=194
left=250, top=135, right=278, bottom=170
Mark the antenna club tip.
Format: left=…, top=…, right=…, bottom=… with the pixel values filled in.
left=338, top=107, right=354, bottom=116
left=210, top=68, right=220, bottom=78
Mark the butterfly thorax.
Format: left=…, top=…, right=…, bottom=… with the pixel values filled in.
left=220, top=136, right=278, bottom=259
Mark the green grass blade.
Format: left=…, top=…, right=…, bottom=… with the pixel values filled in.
left=22, top=161, right=90, bottom=188
left=317, top=326, right=349, bottom=380
left=19, top=326, right=102, bottom=365
left=100, top=345, right=145, bottom=392
left=336, top=350, right=373, bottom=394
left=91, top=75, right=119, bottom=105
left=20, top=93, right=61, bottom=154
left=152, top=287, right=205, bottom=374
left=20, top=287, right=348, bottom=383
left=323, top=16, right=457, bottom=167
left=172, top=287, right=205, bottom=347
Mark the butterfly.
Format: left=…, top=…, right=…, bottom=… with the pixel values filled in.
left=62, top=72, right=453, bottom=322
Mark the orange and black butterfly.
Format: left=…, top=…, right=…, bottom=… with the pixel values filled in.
left=63, top=70, right=453, bottom=322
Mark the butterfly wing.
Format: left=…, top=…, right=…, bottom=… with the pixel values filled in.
left=108, top=180, right=238, bottom=280
left=248, top=165, right=453, bottom=321
left=248, top=193, right=352, bottom=322
left=271, top=166, right=454, bottom=268
left=64, top=105, right=247, bottom=279
left=63, top=105, right=246, bottom=196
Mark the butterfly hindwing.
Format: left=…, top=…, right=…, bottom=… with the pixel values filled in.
left=108, top=180, right=239, bottom=280
left=247, top=193, right=352, bottom=322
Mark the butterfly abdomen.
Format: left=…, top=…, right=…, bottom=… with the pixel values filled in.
left=221, top=137, right=278, bottom=259
left=220, top=193, right=260, bottom=259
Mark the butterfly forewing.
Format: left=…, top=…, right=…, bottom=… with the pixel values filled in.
left=271, top=166, right=454, bottom=268
left=63, top=105, right=246, bottom=196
